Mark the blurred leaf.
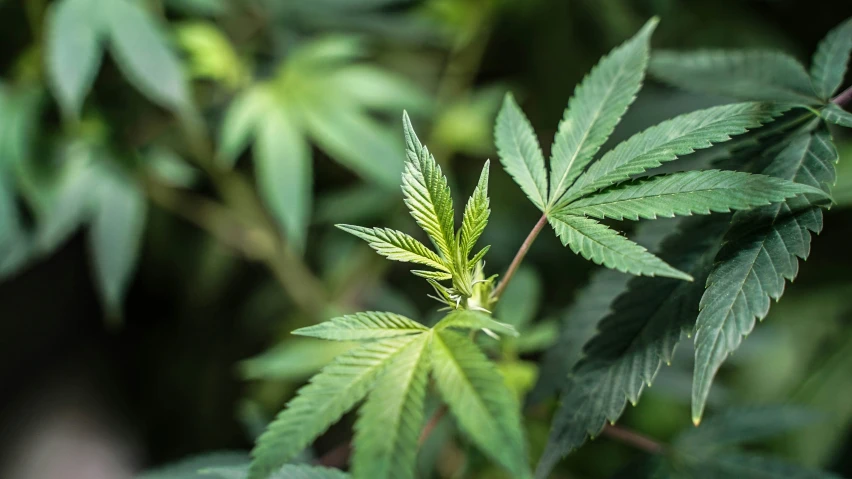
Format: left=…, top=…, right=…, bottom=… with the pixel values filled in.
left=434, top=85, right=506, bottom=156
left=45, top=0, right=104, bottom=118
left=314, top=186, right=394, bottom=225
left=105, top=0, right=190, bottom=111
left=146, top=147, right=199, bottom=188
left=831, top=141, right=852, bottom=207
left=494, top=266, right=541, bottom=329
left=239, top=339, right=355, bottom=381
left=513, top=319, right=557, bottom=354
left=255, top=106, right=312, bottom=250
left=497, top=360, right=538, bottom=399
left=670, top=452, right=843, bottom=479
left=136, top=451, right=249, bottom=479
left=165, top=0, right=226, bottom=16
left=218, top=87, right=272, bottom=166
left=327, top=65, right=431, bottom=114
left=0, top=172, right=30, bottom=280
left=176, top=22, right=248, bottom=89
left=88, top=164, right=147, bottom=319
left=651, top=50, right=821, bottom=105
left=207, top=464, right=349, bottom=479
left=810, top=17, right=852, bottom=100
left=821, top=103, right=852, bottom=128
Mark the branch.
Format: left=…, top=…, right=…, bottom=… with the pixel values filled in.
left=491, top=213, right=548, bottom=301
left=419, top=405, right=448, bottom=446
left=832, top=84, right=852, bottom=107
left=601, top=424, right=665, bottom=454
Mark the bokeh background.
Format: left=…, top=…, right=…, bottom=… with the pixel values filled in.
left=1, top=0, right=852, bottom=478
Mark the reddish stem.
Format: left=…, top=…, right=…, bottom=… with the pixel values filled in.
left=832, top=84, right=852, bottom=107
left=491, top=213, right=549, bottom=301
left=602, top=424, right=664, bottom=454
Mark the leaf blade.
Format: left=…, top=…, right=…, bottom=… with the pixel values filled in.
left=810, top=17, right=852, bottom=100
left=495, top=94, right=548, bottom=209
left=293, top=312, right=428, bottom=341
left=434, top=310, right=520, bottom=338
left=459, top=160, right=491, bottom=259
left=336, top=224, right=448, bottom=272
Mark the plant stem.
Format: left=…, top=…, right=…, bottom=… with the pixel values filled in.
left=832, top=84, right=852, bottom=107
left=491, top=213, right=549, bottom=301
left=602, top=424, right=664, bottom=454
left=419, top=404, right=448, bottom=446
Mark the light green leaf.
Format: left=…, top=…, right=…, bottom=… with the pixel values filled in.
left=255, top=106, right=311, bottom=250
left=434, top=310, right=520, bottom=338
left=536, top=216, right=729, bottom=477
left=561, top=170, right=825, bottom=221
left=495, top=93, right=548, bottom=209
left=651, top=49, right=820, bottom=105
left=563, top=102, right=786, bottom=202
left=105, top=0, right=190, bottom=111
left=459, top=160, right=490, bottom=259
left=218, top=87, right=272, bottom=166
left=45, top=0, right=104, bottom=118
left=327, top=65, right=431, bottom=114
left=692, top=127, right=837, bottom=423
left=88, top=166, right=147, bottom=318
left=239, top=339, right=355, bottom=381
left=352, top=334, right=430, bottom=479
left=336, top=224, right=447, bottom=272
left=431, top=330, right=530, bottom=478
left=821, top=103, right=852, bottom=128
left=411, top=270, right=453, bottom=281
left=35, top=155, right=97, bottom=254
left=248, top=335, right=419, bottom=479
left=547, top=212, right=691, bottom=280
left=400, top=112, right=456, bottom=260
left=494, top=266, right=541, bottom=329
left=810, top=17, right=852, bottom=100
left=548, top=18, right=657, bottom=206
left=293, top=312, right=427, bottom=341
left=175, top=21, right=248, bottom=89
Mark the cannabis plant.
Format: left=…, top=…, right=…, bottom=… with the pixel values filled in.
left=239, top=17, right=849, bottom=479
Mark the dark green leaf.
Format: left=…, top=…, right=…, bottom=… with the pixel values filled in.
left=810, top=17, right=852, bottom=100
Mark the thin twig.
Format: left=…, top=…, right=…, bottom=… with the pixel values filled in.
left=316, top=441, right=351, bottom=469
left=832, top=84, right=852, bottom=107
left=491, top=213, right=549, bottom=301
left=419, top=405, right=448, bottom=446
left=601, top=424, right=665, bottom=454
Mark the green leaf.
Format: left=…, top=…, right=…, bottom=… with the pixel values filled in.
left=821, top=103, right=852, bottom=128
left=88, top=166, right=147, bottom=319
left=674, top=407, right=819, bottom=453
left=293, top=312, right=427, bottom=341
left=255, top=106, right=311, bottom=250
left=547, top=212, right=691, bottom=280
left=0, top=171, right=31, bottom=279
left=494, top=266, right=541, bottom=329
left=677, top=452, right=843, bottom=479
left=431, top=330, right=530, bottom=478
left=45, top=0, right=104, bottom=118
left=810, top=17, right=852, bottom=100
left=327, top=65, right=431, bottom=114
left=336, top=224, right=448, bottom=272
left=105, top=0, right=190, bottom=111
left=352, top=333, right=430, bottom=479
left=218, top=87, right=272, bottom=166
left=248, top=335, right=419, bottom=479
left=536, top=216, right=729, bottom=478
left=35, top=157, right=97, bottom=254
left=692, top=127, right=838, bottom=424
left=239, top=339, right=355, bottom=381
left=137, top=451, right=248, bottom=479
left=206, top=464, right=350, bottom=479
left=651, top=50, right=821, bottom=105
left=495, top=93, right=548, bottom=209
left=434, top=310, right=520, bottom=338
left=547, top=18, right=657, bottom=206
left=459, top=160, right=490, bottom=259
left=562, top=102, right=786, bottom=202
left=561, top=170, right=824, bottom=221
left=401, top=112, right=456, bottom=261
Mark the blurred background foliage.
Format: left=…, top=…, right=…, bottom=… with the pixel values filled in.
left=1, top=0, right=851, bottom=478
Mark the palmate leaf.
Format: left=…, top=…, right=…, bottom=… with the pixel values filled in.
left=560, top=170, right=824, bottom=221
left=651, top=50, right=821, bottom=105
left=336, top=224, right=448, bottom=272
left=431, top=330, right=530, bottom=478
left=810, top=17, right=852, bottom=100
left=536, top=216, right=730, bottom=478
left=459, top=160, right=490, bottom=259
left=692, top=127, right=838, bottom=423
left=247, top=335, right=420, bottom=479
left=561, top=102, right=786, bottom=203
left=401, top=112, right=456, bottom=260
left=547, top=18, right=657, bottom=207
left=495, top=93, right=549, bottom=209
left=434, top=310, right=520, bottom=338
left=821, top=103, right=852, bottom=128
left=548, top=213, right=691, bottom=280
left=293, top=312, right=427, bottom=341
left=352, top=334, right=430, bottom=479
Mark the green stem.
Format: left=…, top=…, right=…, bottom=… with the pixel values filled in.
left=491, top=213, right=548, bottom=302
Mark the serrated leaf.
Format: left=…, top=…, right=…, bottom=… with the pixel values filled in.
left=293, top=312, right=427, bottom=341
left=692, top=127, right=838, bottom=423
left=459, top=160, right=490, bottom=259
left=352, top=333, right=430, bottom=479
left=255, top=106, right=311, bottom=250
left=239, top=339, right=355, bottom=381
left=495, top=93, right=548, bottom=209
left=336, top=224, right=448, bottom=272
left=401, top=112, right=456, bottom=260
left=536, top=216, right=729, bottom=478
left=411, top=269, right=453, bottom=281
left=651, top=49, right=820, bottom=105
left=218, top=87, right=272, bottom=166
left=810, top=17, right=852, bottom=100
left=88, top=166, right=147, bottom=319
left=548, top=18, right=657, bottom=206
left=562, top=102, right=786, bottom=202
left=248, top=336, right=418, bottom=479
left=434, top=310, right=519, bottom=338
left=547, top=212, right=691, bottom=280
left=45, top=0, right=104, bottom=119
left=105, top=0, right=189, bottom=111
left=821, top=103, right=852, bottom=128
left=561, top=170, right=824, bottom=221
left=431, top=330, right=530, bottom=478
